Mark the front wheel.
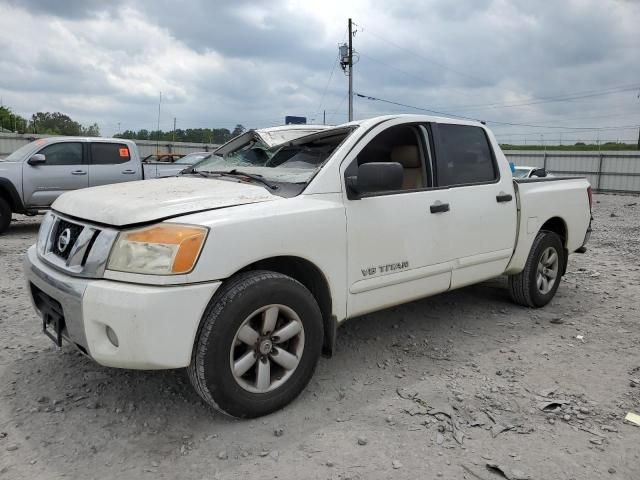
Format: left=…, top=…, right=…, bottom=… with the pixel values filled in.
left=508, top=231, right=564, bottom=308
left=188, top=271, right=323, bottom=418
left=0, top=197, right=12, bottom=234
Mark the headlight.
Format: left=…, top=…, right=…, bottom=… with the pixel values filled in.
left=107, top=223, right=208, bottom=275
left=36, top=212, right=55, bottom=255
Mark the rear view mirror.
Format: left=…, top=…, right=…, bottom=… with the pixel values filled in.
left=532, top=167, right=547, bottom=178
left=346, top=162, right=403, bottom=198
left=27, top=154, right=46, bottom=166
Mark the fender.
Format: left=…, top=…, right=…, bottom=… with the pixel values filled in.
left=0, top=178, right=25, bottom=213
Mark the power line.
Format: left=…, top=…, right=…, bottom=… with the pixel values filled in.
left=312, top=52, right=341, bottom=122
left=354, top=92, right=640, bottom=131
left=444, top=84, right=640, bottom=112
left=358, top=23, right=489, bottom=84
left=326, top=92, right=349, bottom=123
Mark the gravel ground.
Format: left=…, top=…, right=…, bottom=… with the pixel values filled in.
left=1, top=193, right=639, bottom=480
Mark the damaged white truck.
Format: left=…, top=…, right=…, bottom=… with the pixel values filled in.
left=24, top=115, right=592, bottom=417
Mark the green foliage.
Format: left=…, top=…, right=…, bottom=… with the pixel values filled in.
left=0, top=106, right=29, bottom=133
left=30, top=111, right=84, bottom=135
left=1, top=106, right=101, bottom=137
left=115, top=127, right=235, bottom=144
left=81, top=123, right=100, bottom=137
left=231, top=124, right=246, bottom=137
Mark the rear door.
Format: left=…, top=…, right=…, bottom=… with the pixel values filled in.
left=88, top=142, right=140, bottom=187
left=432, top=123, right=517, bottom=288
left=22, top=141, right=88, bottom=207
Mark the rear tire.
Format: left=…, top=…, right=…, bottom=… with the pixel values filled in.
left=508, top=231, right=564, bottom=308
left=188, top=270, right=323, bottom=418
left=0, top=197, right=12, bottom=234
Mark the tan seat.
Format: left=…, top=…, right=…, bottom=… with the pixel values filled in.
left=390, top=145, right=423, bottom=189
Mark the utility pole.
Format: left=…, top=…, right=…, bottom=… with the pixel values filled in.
left=117, top=122, right=121, bottom=134
left=173, top=117, right=176, bottom=143
left=323, top=110, right=326, bottom=125
left=339, top=19, right=354, bottom=122
left=637, top=127, right=640, bottom=150
left=156, top=91, right=162, bottom=154
left=348, top=18, right=353, bottom=122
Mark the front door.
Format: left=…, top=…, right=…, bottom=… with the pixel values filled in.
left=22, top=141, right=88, bottom=207
left=342, top=121, right=455, bottom=318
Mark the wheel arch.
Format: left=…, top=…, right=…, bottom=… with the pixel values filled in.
left=0, top=178, right=25, bottom=213
left=539, top=216, right=568, bottom=275
left=236, top=255, right=336, bottom=357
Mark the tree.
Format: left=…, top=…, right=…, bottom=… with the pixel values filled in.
left=136, top=129, right=150, bottom=140
left=30, top=111, right=83, bottom=135
left=231, top=124, right=246, bottom=137
left=0, top=106, right=28, bottom=133
left=81, top=123, right=100, bottom=137
left=115, top=130, right=137, bottom=140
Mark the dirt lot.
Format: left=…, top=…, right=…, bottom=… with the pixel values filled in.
left=1, top=193, right=639, bottom=480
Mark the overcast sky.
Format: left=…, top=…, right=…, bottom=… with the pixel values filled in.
left=0, top=0, right=639, bottom=143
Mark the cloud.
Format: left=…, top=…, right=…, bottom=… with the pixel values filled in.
left=0, top=0, right=638, bottom=142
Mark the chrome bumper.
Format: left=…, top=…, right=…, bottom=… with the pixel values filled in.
left=24, top=245, right=90, bottom=349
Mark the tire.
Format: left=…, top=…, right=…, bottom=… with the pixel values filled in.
left=0, top=197, right=12, bottom=235
left=188, top=270, right=324, bottom=418
left=508, top=231, right=565, bottom=308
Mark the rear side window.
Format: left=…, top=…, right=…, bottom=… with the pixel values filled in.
left=91, top=143, right=131, bottom=165
left=37, top=142, right=83, bottom=166
left=435, top=125, right=497, bottom=187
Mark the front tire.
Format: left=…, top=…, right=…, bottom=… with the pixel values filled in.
left=0, top=197, right=12, bottom=234
left=188, top=271, right=323, bottom=418
left=508, top=231, right=564, bottom=308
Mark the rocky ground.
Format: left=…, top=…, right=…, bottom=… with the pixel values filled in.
left=1, top=193, right=639, bottom=480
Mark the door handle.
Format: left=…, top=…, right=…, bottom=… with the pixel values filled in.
left=496, top=193, right=513, bottom=203
left=430, top=202, right=450, bottom=214
left=122, top=169, right=136, bottom=174
left=71, top=170, right=87, bottom=175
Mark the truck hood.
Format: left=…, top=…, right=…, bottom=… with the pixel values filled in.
left=52, top=177, right=277, bottom=227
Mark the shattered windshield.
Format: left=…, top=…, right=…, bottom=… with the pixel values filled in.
left=188, top=127, right=354, bottom=184
left=512, top=168, right=531, bottom=178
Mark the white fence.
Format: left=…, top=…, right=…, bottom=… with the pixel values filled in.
left=0, top=132, right=220, bottom=157
left=504, top=150, right=640, bottom=194
left=1, top=133, right=638, bottom=194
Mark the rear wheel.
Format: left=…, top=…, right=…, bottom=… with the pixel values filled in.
left=0, top=197, right=12, bottom=234
left=188, top=271, right=323, bottom=418
left=508, top=231, right=564, bottom=308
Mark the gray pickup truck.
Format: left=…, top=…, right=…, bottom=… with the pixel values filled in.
left=0, top=125, right=329, bottom=233
left=0, top=137, right=187, bottom=233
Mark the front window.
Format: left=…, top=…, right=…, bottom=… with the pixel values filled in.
left=189, top=127, right=354, bottom=186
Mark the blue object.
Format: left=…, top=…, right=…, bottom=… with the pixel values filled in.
left=285, top=116, right=307, bottom=125
left=509, top=161, right=516, bottom=173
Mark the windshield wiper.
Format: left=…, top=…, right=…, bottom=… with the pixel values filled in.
left=201, top=169, right=279, bottom=190
left=179, top=166, right=208, bottom=178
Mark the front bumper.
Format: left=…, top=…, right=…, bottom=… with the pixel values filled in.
left=24, top=245, right=220, bottom=369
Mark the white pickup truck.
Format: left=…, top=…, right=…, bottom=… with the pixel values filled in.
left=24, top=115, right=592, bottom=418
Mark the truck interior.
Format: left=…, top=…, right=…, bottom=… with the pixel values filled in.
left=356, top=124, right=431, bottom=190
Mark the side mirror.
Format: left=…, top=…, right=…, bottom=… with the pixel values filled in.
left=346, top=162, right=404, bottom=198
left=27, top=154, right=46, bottom=166
left=531, top=167, right=547, bottom=178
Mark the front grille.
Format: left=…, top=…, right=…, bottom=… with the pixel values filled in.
left=51, top=219, right=83, bottom=260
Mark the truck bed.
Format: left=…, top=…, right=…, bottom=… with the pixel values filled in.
left=506, top=176, right=591, bottom=274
